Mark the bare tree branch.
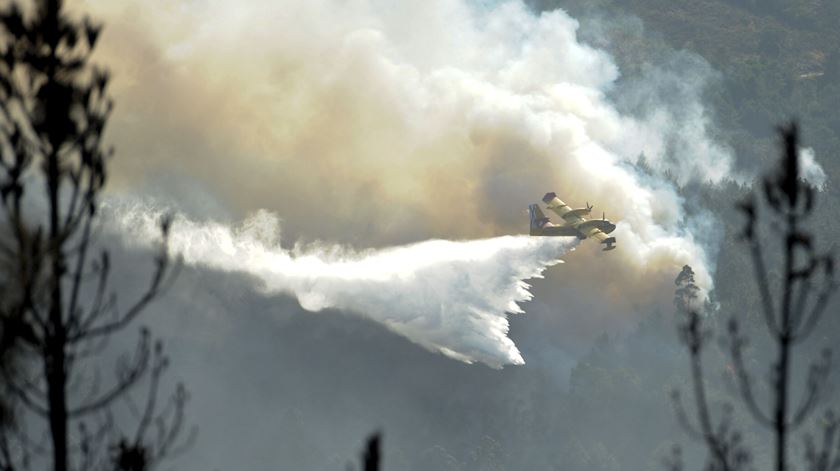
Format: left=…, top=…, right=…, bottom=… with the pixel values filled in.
left=68, top=330, right=151, bottom=418
left=727, top=319, right=774, bottom=428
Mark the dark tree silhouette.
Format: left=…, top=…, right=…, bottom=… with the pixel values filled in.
left=0, top=0, right=191, bottom=470
left=671, top=124, right=838, bottom=471
left=363, top=433, right=381, bottom=471
left=671, top=265, right=752, bottom=471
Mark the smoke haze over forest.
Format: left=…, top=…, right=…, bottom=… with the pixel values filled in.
left=17, top=0, right=836, bottom=469
left=78, top=0, right=744, bottom=334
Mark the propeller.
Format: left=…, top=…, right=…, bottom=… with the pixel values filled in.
left=602, top=211, right=606, bottom=221
left=586, top=202, right=593, bottom=212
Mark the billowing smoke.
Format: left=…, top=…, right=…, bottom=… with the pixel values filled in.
left=799, top=147, right=828, bottom=189
left=70, top=0, right=750, bottom=342
left=108, top=202, right=576, bottom=367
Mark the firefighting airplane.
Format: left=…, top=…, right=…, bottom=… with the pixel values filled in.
left=529, top=192, right=617, bottom=251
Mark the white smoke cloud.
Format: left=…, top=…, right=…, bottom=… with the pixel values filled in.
left=799, top=147, right=828, bottom=190
left=107, top=202, right=577, bottom=368
left=73, top=0, right=732, bottom=341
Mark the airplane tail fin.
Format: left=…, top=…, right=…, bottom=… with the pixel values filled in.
left=529, top=204, right=550, bottom=235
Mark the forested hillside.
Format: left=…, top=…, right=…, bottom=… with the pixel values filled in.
left=532, top=0, right=840, bottom=178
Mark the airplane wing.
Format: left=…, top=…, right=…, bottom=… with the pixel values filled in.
left=542, top=192, right=584, bottom=223
left=581, top=225, right=617, bottom=251
left=578, top=219, right=616, bottom=239
left=585, top=228, right=609, bottom=240
left=577, top=219, right=615, bottom=233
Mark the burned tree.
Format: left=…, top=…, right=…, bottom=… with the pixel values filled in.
left=671, top=265, right=751, bottom=471
left=671, top=124, right=838, bottom=471
left=0, top=0, right=191, bottom=470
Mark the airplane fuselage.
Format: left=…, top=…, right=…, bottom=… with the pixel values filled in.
left=528, top=193, right=617, bottom=251
left=529, top=221, right=616, bottom=238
